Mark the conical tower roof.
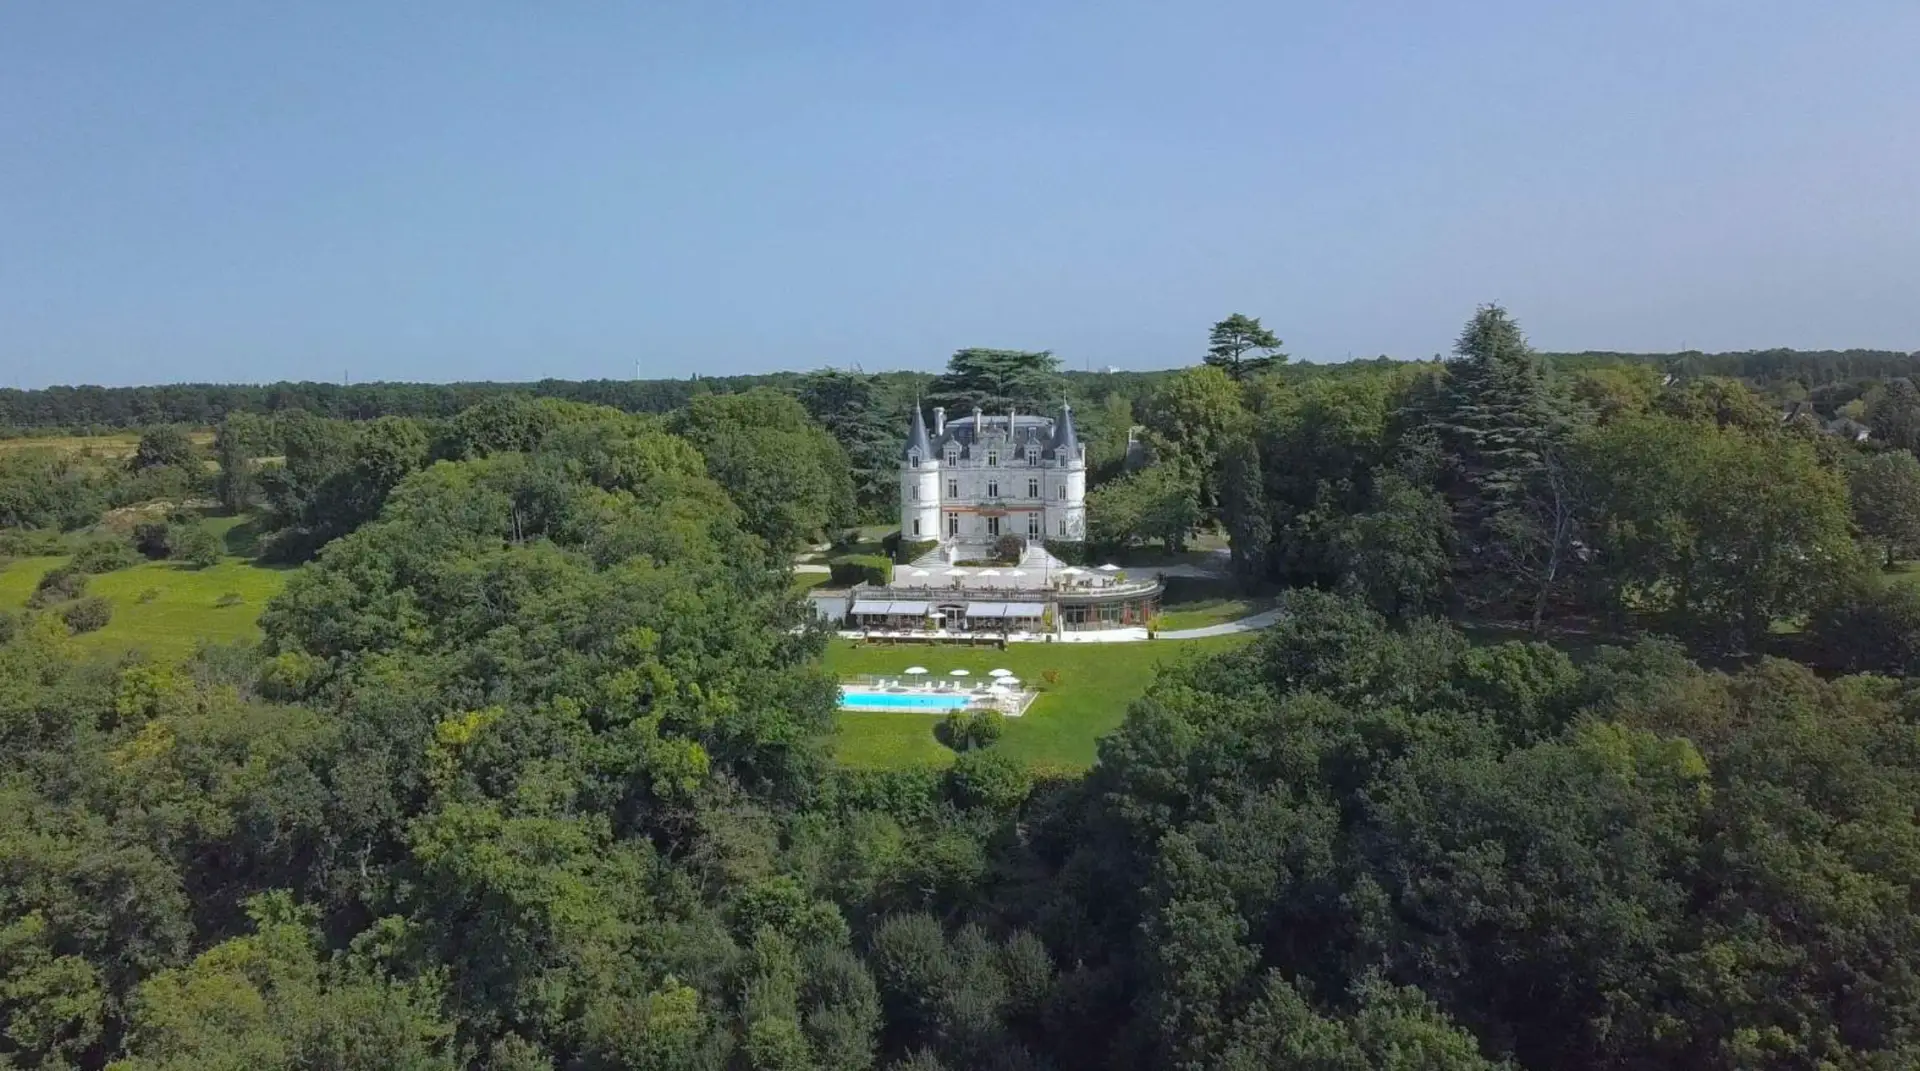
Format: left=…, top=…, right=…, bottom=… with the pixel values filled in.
left=1049, top=403, right=1078, bottom=457
left=901, top=404, right=932, bottom=461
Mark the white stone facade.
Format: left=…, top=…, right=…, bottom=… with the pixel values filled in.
left=899, top=404, right=1086, bottom=548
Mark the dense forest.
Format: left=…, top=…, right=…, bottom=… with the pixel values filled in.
left=8, top=312, right=1920, bottom=1068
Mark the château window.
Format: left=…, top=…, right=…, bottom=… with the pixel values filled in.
left=947, top=479, right=959, bottom=498
left=1027, top=478, right=1039, bottom=498
left=945, top=448, right=959, bottom=465
left=986, top=451, right=998, bottom=466
left=987, top=481, right=999, bottom=498
left=1027, top=513, right=1040, bottom=537
left=912, top=518, right=921, bottom=535
left=1025, top=447, right=1038, bottom=464
left=912, top=485, right=921, bottom=501
left=948, top=513, right=960, bottom=537
left=908, top=449, right=920, bottom=466
left=1056, top=484, right=1067, bottom=500
left=1059, top=518, right=1068, bottom=536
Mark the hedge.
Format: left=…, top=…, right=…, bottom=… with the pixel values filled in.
left=881, top=531, right=939, bottom=564
left=1042, top=539, right=1093, bottom=565
left=828, top=554, right=892, bottom=587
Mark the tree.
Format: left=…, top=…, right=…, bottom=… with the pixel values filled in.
left=1217, top=437, right=1270, bottom=583
left=173, top=524, right=223, bottom=567
left=1576, top=414, right=1865, bottom=649
left=1088, top=464, right=1200, bottom=552
left=1331, top=472, right=1454, bottom=619
left=113, top=893, right=459, bottom=1071
left=1139, top=366, right=1248, bottom=516
left=675, top=388, right=857, bottom=552
left=1203, top=314, right=1285, bottom=381
left=1848, top=450, right=1920, bottom=567
left=798, top=369, right=903, bottom=521
left=1868, top=377, right=1920, bottom=452
left=131, top=426, right=198, bottom=471
left=213, top=412, right=275, bottom=513
left=926, top=350, right=1064, bottom=414
left=1431, top=304, right=1578, bottom=625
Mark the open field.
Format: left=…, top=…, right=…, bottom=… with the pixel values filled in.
left=827, top=633, right=1254, bottom=773
left=0, top=518, right=291, bottom=660
left=0, top=430, right=216, bottom=459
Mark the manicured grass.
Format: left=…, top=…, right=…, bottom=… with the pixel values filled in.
left=1155, top=575, right=1275, bottom=631
left=792, top=571, right=832, bottom=592
left=826, top=634, right=1254, bottom=774
left=0, top=542, right=292, bottom=661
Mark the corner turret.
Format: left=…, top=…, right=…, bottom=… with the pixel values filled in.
left=902, top=404, right=932, bottom=463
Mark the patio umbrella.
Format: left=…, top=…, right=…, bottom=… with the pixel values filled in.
left=1008, top=570, right=1027, bottom=579
left=948, top=669, right=970, bottom=677
left=1098, top=563, right=1121, bottom=572
left=945, top=569, right=967, bottom=577
left=1058, top=566, right=1084, bottom=575
left=908, top=569, right=930, bottom=577
left=977, top=569, right=1001, bottom=577
left=987, top=668, right=1013, bottom=677
left=904, top=666, right=928, bottom=675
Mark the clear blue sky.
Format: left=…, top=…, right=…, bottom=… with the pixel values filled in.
left=4, top=2, right=1917, bottom=388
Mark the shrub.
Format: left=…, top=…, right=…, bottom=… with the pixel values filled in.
left=174, top=525, right=223, bottom=567
left=946, top=749, right=1031, bottom=812
left=1040, top=668, right=1060, bottom=688
left=132, top=425, right=198, bottom=470
left=828, top=554, right=892, bottom=587
left=886, top=533, right=938, bottom=565
left=214, top=591, right=245, bottom=608
left=136, top=587, right=160, bottom=604
left=0, top=609, right=17, bottom=645
left=934, top=709, right=1004, bottom=752
left=1044, top=539, right=1093, bottom=565
left=60, top=595, right=113, bottom=634
left=1807, top=579, right=1920, bottom=676
left=132, top=521, right=174, bottom=559
left=71, top=539, right=139, bottom=574
left=993, top=533, right=1027, bottom=563
left=259, top=650, right=323, bottom=701
left=27, top=565, right=87, bottom=608
left=0, top=529, right=64, bottom=557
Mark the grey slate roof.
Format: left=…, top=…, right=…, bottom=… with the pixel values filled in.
left=1049, top=404, right=1078, bottom=457
left=902, top=405, right=932, bottom=461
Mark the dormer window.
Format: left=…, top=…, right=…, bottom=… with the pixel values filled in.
left=908, top=449, right=921, bottom=466
left=945, top=447, right=959, bottom=465
left=1025, top=447, right=1038, bottom=464
left=986, top=451, right=998, bottom=466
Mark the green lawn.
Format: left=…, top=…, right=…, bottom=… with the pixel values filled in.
left=0, top=533, right=292, bottom=661
left=1155, top=575, right=1275, bottom=631
left=827, top=634, right=1253, bottom=773
left=792, top=571, right=832, bottom=592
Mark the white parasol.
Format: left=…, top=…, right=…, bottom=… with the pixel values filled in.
left=904, top=666, right=928, bottom=675
left=949, top=668, right=971, bottom=677
left=1098, top=563, right=1121, bottom=572
left=987, top=668, right=1013, bottom=677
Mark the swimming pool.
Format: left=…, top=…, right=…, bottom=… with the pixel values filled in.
left=839, top=687, right=977, bottom=712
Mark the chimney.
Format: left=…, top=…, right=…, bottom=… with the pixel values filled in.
left=933, top=407, right=946, bottom=436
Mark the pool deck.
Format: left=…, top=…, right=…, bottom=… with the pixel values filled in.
left=838, top=680, right=1038, bottom=717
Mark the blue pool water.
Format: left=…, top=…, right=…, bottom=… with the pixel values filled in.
left=839, top=687, right=975, bottom=712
